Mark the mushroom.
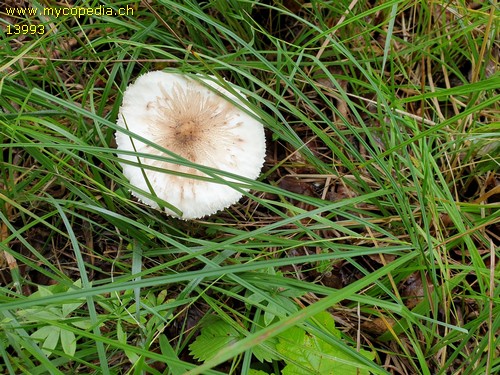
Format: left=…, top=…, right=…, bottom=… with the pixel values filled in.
left=115, top=71, right=266, bottom=219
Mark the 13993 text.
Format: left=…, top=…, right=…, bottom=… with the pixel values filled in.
left=5, top=24, right=45, bottom=35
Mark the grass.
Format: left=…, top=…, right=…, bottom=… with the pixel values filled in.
left=0, top=0, right=499, bottom=374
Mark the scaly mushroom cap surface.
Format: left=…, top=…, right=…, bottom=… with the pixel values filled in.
left=115, top=71, right=266, bottom=219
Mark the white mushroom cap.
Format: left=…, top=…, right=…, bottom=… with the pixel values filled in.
left=115, top=71, right=266, bottom=219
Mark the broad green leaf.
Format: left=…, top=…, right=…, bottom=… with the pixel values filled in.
left=313, top=311, right=339, bottom=337
left=117, top=321, right=139, bottom=364
left=60, top=329, right=77, bottom=356
left=248, top=370, right=271, bottom=375
left=277, top=312, right=374, bottom=375
left=17, top=307, right=62, bottom=321
left=62, top=302, right=84, bottom=317
left=263, top=310, right=275, bottom=327
left=35, top=285, right=55, bottom=298
left=116, top=321, right=126, bottom=345
left=190, top=315, right=279, bottom=363
left=31, top=326, right=60, bottom=357
left=156, top=290, right=169, bottom=305
left=189, top=316, right=240, bottom=361
left=71, top=319, right=93, bottom=330
left=252, top=339, right=279, bottom=363
left=264, top=295, right=298, bottom=326
left=30, top=325, right=51, bottom=339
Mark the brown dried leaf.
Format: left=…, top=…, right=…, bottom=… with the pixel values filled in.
left=399, top=272, right=430, bottom=309
left=279, top=176, right=314, bottom=196
left=361, top=317, right=395, bottom=336
left=326, top=183, right=357, bottom=201
left=367, top=253, right=397, bottom=265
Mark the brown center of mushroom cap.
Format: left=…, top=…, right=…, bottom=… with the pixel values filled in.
left=174, top=119, right=201, bottom=144
left=146, top=81, right=239, bottom=165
